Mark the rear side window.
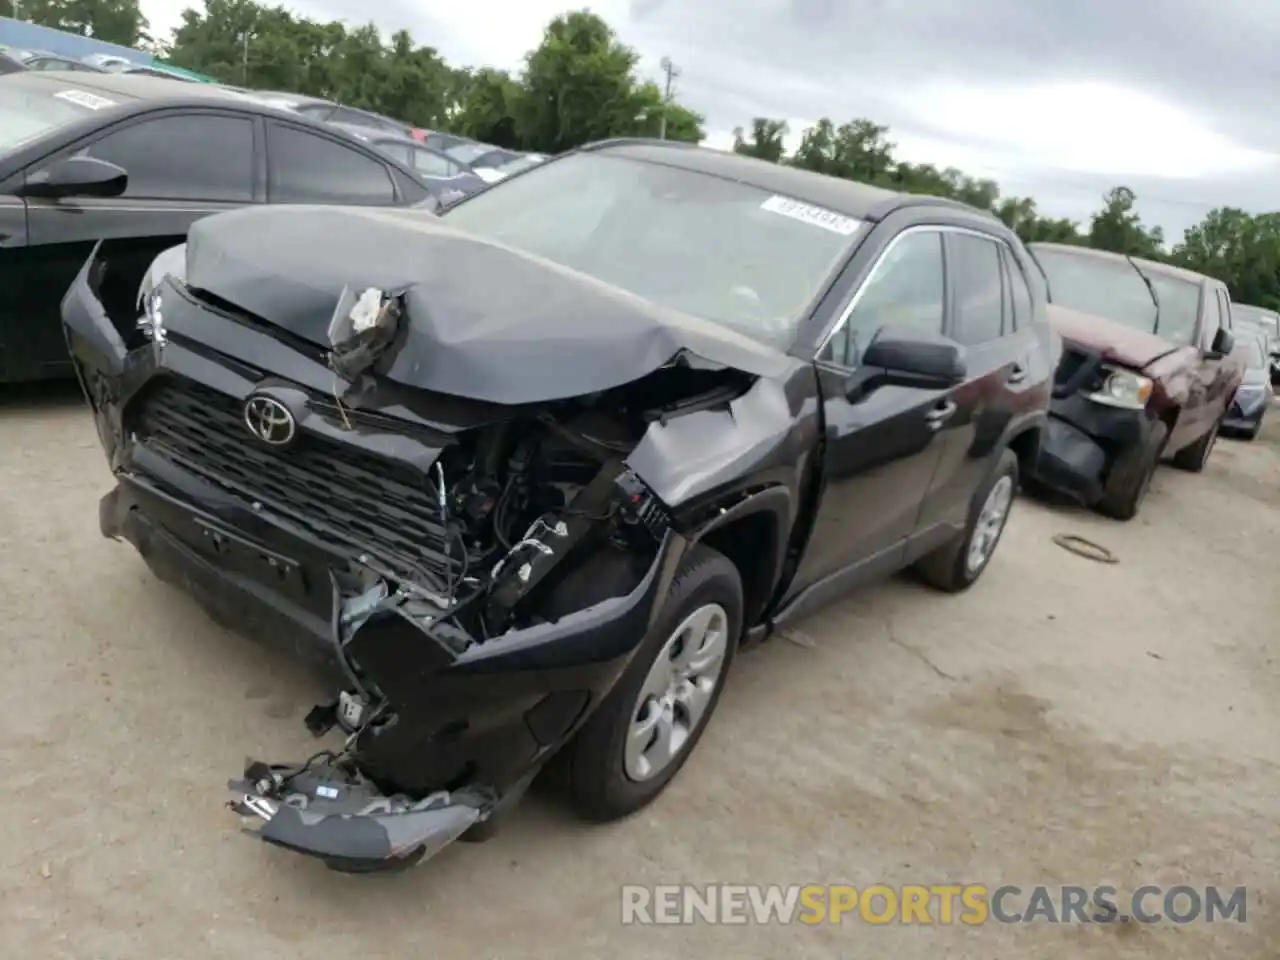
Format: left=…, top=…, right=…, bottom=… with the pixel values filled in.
left=1002, top=245, right=1034, bottom=330
left=266, top=123, right=397, bottom=205
left=410, top=147, right=463, bottom=177
left=82, top=113, right=254, bottom=202
left=948, top=232, right=1004, bottom=345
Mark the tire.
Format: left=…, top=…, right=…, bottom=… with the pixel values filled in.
left=1096, top=420, right=1168, bottom=521
left=914, top=448, right=1018, bottom=593
left=564, top=545, right=742, bottom=823
left=1171, top=417, right=1220, bottom=472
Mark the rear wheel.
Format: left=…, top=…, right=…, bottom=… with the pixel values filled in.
left=1096, top=420, right=1168, bottom=521
left=564, top=545, right=742, bottom=822
left=914, top=449, right=1018, bottom=593
left=1171, top=418, right=1220, bottom=472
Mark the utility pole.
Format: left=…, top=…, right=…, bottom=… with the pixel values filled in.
left=11, top=0, right=21, bottom=20
left=658, top=55, right=680, bottom=140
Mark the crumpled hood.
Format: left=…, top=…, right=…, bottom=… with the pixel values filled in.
left=1046, top=304, right=1181, bottom=371
left=181, top=205, right=790, bottom=406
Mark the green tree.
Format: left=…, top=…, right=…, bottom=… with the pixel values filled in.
left=1172, top=209, right=1280, bottom=309
left=1087, top=187, right=1164, bottom=257
left=995, top=197, right=1084, bottom=245
left=789, top=118, right=896, bottom=185
left=630, top=81, right=705, bottom=143
left=24, top=0, right=149, bottom=46
left=513, top=11, right=643, bottom=154
left=732, top=118, right=789, bottom=162
left=452, top=68, right=522, bottom=147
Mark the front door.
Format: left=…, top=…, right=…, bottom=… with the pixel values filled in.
left=786, top=228, right=952, bottom=595
left=17, top=110, right=257, bottom=381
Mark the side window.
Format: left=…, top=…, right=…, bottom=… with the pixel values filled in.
left=1202, top=288, right=1223, bottom=349
left=1218, top=289, right=1232, bottom=329
left=824, top=230, right=944, bottom=367
left=80, top=113, right=254, bottom=202
left=998, top=245, right=1013, bottom=333
left=1003, top=246, right=1034, bottom=330
left=411, top=148, right=461, bottom=177
left=331, top=107, right=376, bottom=127
left=293, top=103, right=334, bottom=121
left=949, top=232, right=1005, bottom=346
left=266, top=124, right=397, bottom=205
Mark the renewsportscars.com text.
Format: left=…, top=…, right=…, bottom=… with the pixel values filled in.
left=620, top=884, right=1248, bottom=925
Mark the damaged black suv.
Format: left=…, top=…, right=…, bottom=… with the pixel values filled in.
left=64, top=140, right=1055, bottom=873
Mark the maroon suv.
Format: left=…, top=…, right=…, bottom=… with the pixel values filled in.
left=1025, top=244, right=1244, bottom=520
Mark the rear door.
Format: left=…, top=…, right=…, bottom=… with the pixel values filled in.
left=21, top=109, right=258, bottom=381
left=916, top=231, right=1039, bottom=532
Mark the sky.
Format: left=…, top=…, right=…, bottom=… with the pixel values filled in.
left=140, top=0, right=1280, bottom=245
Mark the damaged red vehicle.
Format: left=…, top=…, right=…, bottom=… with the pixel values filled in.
left=1026, top=244, right=1245, bottom=519
left=63, top=141, right=1055, bottom=874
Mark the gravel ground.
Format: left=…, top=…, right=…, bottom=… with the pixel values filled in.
left=1, top=384, right=1277, bottom=960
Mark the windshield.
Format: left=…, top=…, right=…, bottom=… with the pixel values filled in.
left=0, top=80, right=111, bottom=153
left=1032, top=247, right=1158, bottom=332
left=1141, top=274, right=1201, bottom=345
left=442, top=152, right=863, bottom=347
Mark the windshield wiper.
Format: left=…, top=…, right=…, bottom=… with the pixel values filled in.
left=1126, top=255, right=1162, bottom=334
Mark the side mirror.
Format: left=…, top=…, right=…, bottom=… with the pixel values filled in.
left=846, top=325, right=967, bottom=400
left=1207, top=327, right=1234, bottom=358
left=20, top=156, right=128, bottom=200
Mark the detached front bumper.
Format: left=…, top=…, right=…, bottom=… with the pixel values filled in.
left=1029, top=394, right=1152, bottom=504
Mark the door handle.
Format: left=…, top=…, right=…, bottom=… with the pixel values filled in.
left=925, top=400, right=957, bottom=428
left=1007, top=363, right=1028, bottom=384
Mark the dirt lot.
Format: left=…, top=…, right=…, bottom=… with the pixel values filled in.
left=1, top=385, right=1277, bottom=960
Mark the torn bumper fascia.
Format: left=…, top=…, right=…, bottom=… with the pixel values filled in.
left=1030, top=393, right=1153, bottom=504
left=228, top=761, right=496, bottom=872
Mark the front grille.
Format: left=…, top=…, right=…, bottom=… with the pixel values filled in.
left=132, top=379, right=456, bottom=584
left=1053, top=346, right=1102, bottom=398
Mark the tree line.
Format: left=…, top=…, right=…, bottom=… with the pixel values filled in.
left=19, top=0, right=1280, bottom=310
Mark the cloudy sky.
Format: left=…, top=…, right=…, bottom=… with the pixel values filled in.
left=142, top=0, right=1280, bottom=244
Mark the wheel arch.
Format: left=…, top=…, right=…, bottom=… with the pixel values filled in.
left=690, top=486, right=792, bottom=640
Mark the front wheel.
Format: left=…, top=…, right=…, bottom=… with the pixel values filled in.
left=564, top=545, right=742, bottom=822
left=914, top=448, right=1018, bottom=593
left=1096, top=420, right=1168, bottom=521
left=1171, top=418, right=1220, bottom=472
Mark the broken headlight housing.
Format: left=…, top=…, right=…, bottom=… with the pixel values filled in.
left=1085, top=365, right=1152, bottom=410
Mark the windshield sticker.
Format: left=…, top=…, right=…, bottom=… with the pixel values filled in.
left=53, top=89, right=117, bottom=111
left=760, top=195, right=861, bottom=236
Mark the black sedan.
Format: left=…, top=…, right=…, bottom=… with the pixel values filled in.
left=0, top=71, right=438, bottom=384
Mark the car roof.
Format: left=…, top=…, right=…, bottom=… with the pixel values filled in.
left=1031, top=242, right=1211, bottom=286
left=4, top=70, right=253, bottom=104
left=581, top=138, right=985, bottom=222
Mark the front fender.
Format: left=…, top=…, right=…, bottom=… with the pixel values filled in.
left=624, top=363, right=821, bottom=514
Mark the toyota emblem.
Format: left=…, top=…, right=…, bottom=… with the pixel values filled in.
left=243, top=395, right=297, bottom=447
